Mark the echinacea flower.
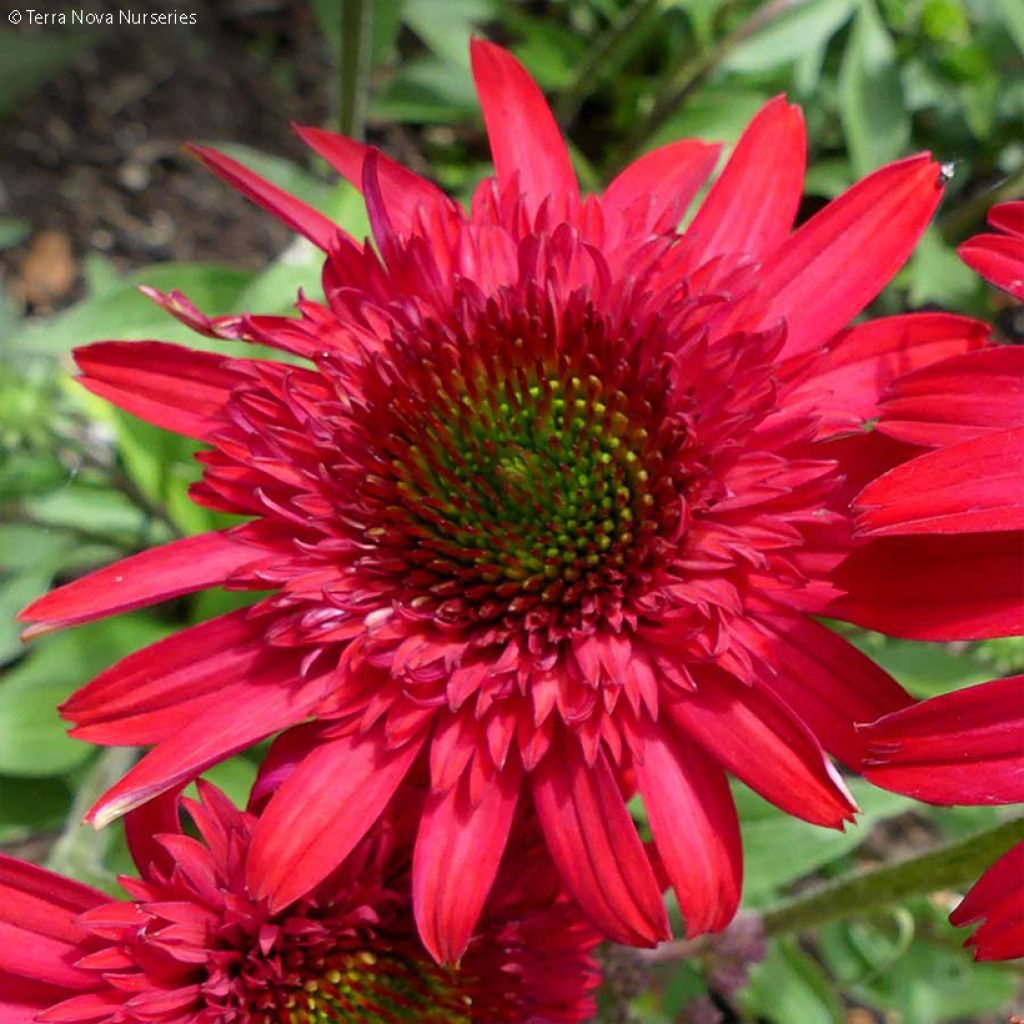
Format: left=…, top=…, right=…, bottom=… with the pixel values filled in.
left=861, top=675, right=1024, bottom=960
left=21, top=40, right=993, bottom=957
left=0, top=781, right=601, bottom=1023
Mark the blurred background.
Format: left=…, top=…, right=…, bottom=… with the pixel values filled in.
left=0, top=1, right=1022, bottom=1021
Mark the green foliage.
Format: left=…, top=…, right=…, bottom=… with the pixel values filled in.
left=3, top=2, right=1021, bottom=1021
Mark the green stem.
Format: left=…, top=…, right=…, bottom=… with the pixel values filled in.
left=47, top=747, right=139, bottom=892
left=764, top=816, right=1024, bottom=937
left=613, top=0, right=804, bottom=171
left=339, top=0, right=374, bottom=140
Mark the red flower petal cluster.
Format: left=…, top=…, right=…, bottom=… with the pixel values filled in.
left=862, top=676, right=1024, bottom=960
left=0, top=782, right=601, bottom=1022
left=19, top=40, right=1004, bottom=958
left=852, top=202, right=1024, bottom=962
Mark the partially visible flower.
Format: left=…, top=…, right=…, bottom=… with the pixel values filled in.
left=0, top=782, right=601, bottom=1023
left=21, top=39, right=983, bottom=959
left=958, top=200, right=1024, bottom=300
left=828, top=200, right=1024, bottom=639
left=861, top=675, right=1024, bottom=960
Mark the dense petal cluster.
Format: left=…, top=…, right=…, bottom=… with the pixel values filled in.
left=0, top=783, right=600, bottom=1023
left=21, top=40, right=1007, bottom=957
left=862, top=676, right=1024, bottom=960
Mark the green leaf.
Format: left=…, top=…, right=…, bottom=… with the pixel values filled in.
left=724, top=0, right=855, bottom=72
left=742, top=938, right=844, bottom=1024
left=0, top=616, right=171, bottom=776
left=0, top=216, right=30, bottom=250
left=850, top=633, right=993, bottom=698
left=0, top=29, right=98, bottom=119
left=819, top=907, right=1016, bottom=1023
left=907, top=226, right=982, bottom=307
left=0, top=775, right=70, bottom=842
left=739, top=778, right=914, bottom=904
left=997, top=0, right=1024, bottom=58
left=20, top=264, right=256, bottom=356
left=839, top=0, right=910, bottom=175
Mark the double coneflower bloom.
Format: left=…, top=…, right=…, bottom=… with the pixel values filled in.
left=15, top=38, right=1023, bottom=985
left=0, top=782, right=600, bottom=1022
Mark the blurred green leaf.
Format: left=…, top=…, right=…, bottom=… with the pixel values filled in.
left=21, top=264, right=255, bottom=356
left=0, top=775, right=70, bottom=842
left=0, top=216, right=30, bottom=250
left=906, top=225, right=981, bottom=307
left=0, top=616, right=171, bottom=777
left=818, top=906, right=1015, bottom=1022
left=724, top=0, right=855, bottom=72
left=739, top=777, right=914, bottom=904
left=839, top=0, right=910, bottom=175
left=742, top=937, right=844, bottom=1024
left=851, top=634, right=993, bottom=697
left=0, top=29, right=97, bottom=119
left=1000, top=0, right=1024, bottom=56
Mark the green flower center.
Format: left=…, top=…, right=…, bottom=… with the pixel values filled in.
left=255, top=949, right=473, bottom=1024
left=380, top=361, right=661, bottom=604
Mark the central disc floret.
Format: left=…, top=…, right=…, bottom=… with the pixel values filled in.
left=348, top=302, right=686, bottom=634
left=244, top=946, right=472, bottom=1024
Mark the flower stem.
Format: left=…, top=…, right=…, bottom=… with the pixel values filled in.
left=339, top=0, right=374, bottom=141
left=763, top=815, right=1024, bottom=937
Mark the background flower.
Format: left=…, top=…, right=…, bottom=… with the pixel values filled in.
left=0, top=781, right=601, bottom=1023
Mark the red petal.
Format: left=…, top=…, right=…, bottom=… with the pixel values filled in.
left=792, top=313, right=988, bottom=434
left=19, top=531, right=268, bottom=638
left=74, top=341, right=243, bottom=441
left=688, top=95, right=805, bottom=263
left=857, top=427, right=1024, bottom=536
left=760, top=154, right=942, bottom=360
left=62, top=609, right=268, bottom=743
left=249, top=728, right=427, bottom=912
left=414, top=757, right=520, bottom=964
left=635, top=721, right=741, bottom=938
left=187, top=143, right=341, bottom=250
left=958, top=233, right=1024, bottom=300
left=602, top=139, right=721, bottom=236
left=469, top=39, right=579, bottom=219
left=988, top=201, right=1024, bottom=237
left=830, top=532, right=1024, bottom=641
left=862, top=675, right=1024, bottom=805
left=531, top=738, right=669, bottom=947
left=878, top=346, right=1024, bottom=447
left=293, top=124, right=450, bottom=236
left=748, top=610, right=914, bottom=769
left=669, top=668, right=857, bottom=828
left=86, top=667, right=328, bottom=828
left=950, top=842, right=1024, bottom=962
left=0, top=857, right=104, bottom=991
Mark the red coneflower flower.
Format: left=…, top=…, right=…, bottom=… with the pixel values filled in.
left=829, top=200, right=1024, bottom=640
left=957, top=200, right=1024, bottom=299
left=0, top=782, right=601, bottom=1023
left=20, top=40, right=988, bottom=957
left=861, top=675, right=1024, bottom=960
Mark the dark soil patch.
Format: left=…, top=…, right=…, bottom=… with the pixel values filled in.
left=1, top=0, right=335, bottom=312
